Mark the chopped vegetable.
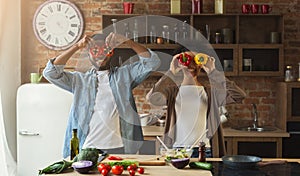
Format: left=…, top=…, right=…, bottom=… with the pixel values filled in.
left=194, top=53, right=208, bottom=66
left=177, top=53, right=193, bottom=66
left=105, top=160, right=139, bottom=169
left=107, top=155, right=123, bottom=160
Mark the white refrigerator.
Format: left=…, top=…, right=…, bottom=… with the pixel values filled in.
left=17, top=83, right=73, bottom=176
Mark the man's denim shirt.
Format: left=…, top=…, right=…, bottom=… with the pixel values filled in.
left=43, top=50, right=160, bottom=158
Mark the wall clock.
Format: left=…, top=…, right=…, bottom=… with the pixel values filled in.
left=33, top=0, right=84, bottom=50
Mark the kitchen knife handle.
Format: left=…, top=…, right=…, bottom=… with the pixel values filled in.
left=19, top=130, right=39, bottom=136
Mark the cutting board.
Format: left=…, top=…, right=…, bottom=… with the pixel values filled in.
left=101, top=154, right=166, bottom=166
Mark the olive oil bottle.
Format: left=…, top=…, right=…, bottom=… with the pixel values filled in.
left=70, top=129, right=79, bottom=160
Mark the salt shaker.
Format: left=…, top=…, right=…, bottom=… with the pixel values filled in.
left=198, top=142, right=206, bottom=162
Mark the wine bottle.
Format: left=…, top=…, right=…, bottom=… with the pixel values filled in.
left=70, top=129, right=79, bottom=160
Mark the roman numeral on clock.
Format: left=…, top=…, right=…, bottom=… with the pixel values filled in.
left=40, top=28, right=47, bottom=35
left=57, top=4, right=61, bottom=12
left=68, top=31, right=75, bottom=37
left=46, top=34, right=51, bottom=42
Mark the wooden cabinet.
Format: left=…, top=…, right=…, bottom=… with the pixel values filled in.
left=102, top=14, right=284, bottom=76
left=277, top=82, right=300, bottom=122
left=224, top=128, right=289, bottom=158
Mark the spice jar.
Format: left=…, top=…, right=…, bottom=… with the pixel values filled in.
left=285, top=65, right=293, bottom=82
left=198, top=142, right=206, bottom=162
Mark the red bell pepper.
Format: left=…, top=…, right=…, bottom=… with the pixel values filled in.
left=177, top=53, right=192, bottom=67
left=107, top=155, right=123, bottom=160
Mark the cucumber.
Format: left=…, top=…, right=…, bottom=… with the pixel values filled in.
left=189, top=162, right=213, bottom=170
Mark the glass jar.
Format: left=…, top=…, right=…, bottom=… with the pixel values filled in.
left=285, top=65, right=293, bottom=82
left=162, top=25, right=170, bottom=44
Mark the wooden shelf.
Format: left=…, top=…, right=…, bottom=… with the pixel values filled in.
left=102, top=14, right=284, bottom=77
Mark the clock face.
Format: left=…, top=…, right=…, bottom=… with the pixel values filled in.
left=33, top=0, right=84, bottom=50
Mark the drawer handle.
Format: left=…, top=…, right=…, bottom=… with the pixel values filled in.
left=289, top=131, right=300, bottom=135
left=19, top=130, right=39, bottom=136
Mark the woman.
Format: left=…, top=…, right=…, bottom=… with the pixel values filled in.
left=147, top=46, right=246, bottom=158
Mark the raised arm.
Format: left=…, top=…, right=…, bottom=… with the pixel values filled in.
left=53, top=35, right=91, bottom=65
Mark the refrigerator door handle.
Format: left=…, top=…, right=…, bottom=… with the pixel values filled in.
left=19, top=130, right=39, bottom=136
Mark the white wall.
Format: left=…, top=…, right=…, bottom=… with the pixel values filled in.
left=0, top=0, right=21, bottom=160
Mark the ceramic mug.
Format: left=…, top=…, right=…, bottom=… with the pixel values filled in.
left=251, top=4, right=259, bottom=14
left=123, top=2, right=134, bottom=14
left=241, top=4, right=251, bottom=14
left=30, top=73, right=42, bottom=83
left=261, top=4, right=272, bottom=14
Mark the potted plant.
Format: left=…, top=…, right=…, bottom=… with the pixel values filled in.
left=123, top=0, right=134, bottom=14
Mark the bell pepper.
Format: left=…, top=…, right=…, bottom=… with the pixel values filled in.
left=107, top=155, right=123, bottom=160
left=177, top=53, right=193, bottom=66
left=89, top=44, right=114, bottom=59
left=194, top=53, right=208, bottom=66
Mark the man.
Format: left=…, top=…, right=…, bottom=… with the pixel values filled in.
left=43, top=32, right=160, bottom=158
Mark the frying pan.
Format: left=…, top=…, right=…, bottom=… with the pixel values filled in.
left=222, top=155, right=262, bottom=169
left=222, top=155, right=287, bottom=170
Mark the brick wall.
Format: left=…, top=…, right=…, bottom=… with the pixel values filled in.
left=21, top=0, right=300, bottom=127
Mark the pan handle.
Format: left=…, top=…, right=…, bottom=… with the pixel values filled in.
left=257, top=160, right=287, bottom=167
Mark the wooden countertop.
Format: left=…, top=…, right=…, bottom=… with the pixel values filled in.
left=142, top=126, right=290, bottom=138
left=223, top=127, right=290, bottom=138
left=50, top=155, right=300, bottom=176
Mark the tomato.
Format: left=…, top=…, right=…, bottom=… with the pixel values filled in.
left=129, top=163, right=137, bottom=170
left=97, top=163, right=111, bottom=173
left=127, top=165, right=135, bottom=171
left=111, top=165, right=124, bottom=175
left=101, top=168, right=109, bottom=176
left=129, top=169, right=135, bottom=176
left=137, top=167, right=145, bottom=174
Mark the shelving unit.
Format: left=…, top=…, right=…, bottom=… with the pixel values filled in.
left=277, top=82, right=300, bottom=122
left=102, top=14, right=284, bottom=77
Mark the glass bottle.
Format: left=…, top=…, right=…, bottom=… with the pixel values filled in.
left=70, top=129, right=79, bottom=160
left=174, top=23, right=180, bottom=44
left=124, top=22, right=131, bottom=39
left=133, top=19, right=139, bottom=43
left=149, top=25, right=157, bottom=44
left=198, top=142, right=206, bottom=162
left=162, top=25, right=170, bottom=44
left=182, top=21, right=188, bottom=40
left=285, top=65, right=293, bottom=82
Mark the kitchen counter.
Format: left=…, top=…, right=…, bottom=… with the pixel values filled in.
left=142, top=126, right=290, bottom=157
left=50, top=155, right=300, bottom=176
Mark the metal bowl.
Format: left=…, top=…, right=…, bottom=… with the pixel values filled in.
left=222, top=155, right=262, bottom=169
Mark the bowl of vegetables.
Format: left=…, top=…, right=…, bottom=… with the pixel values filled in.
left=171, top=158, right=190, bottom=169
